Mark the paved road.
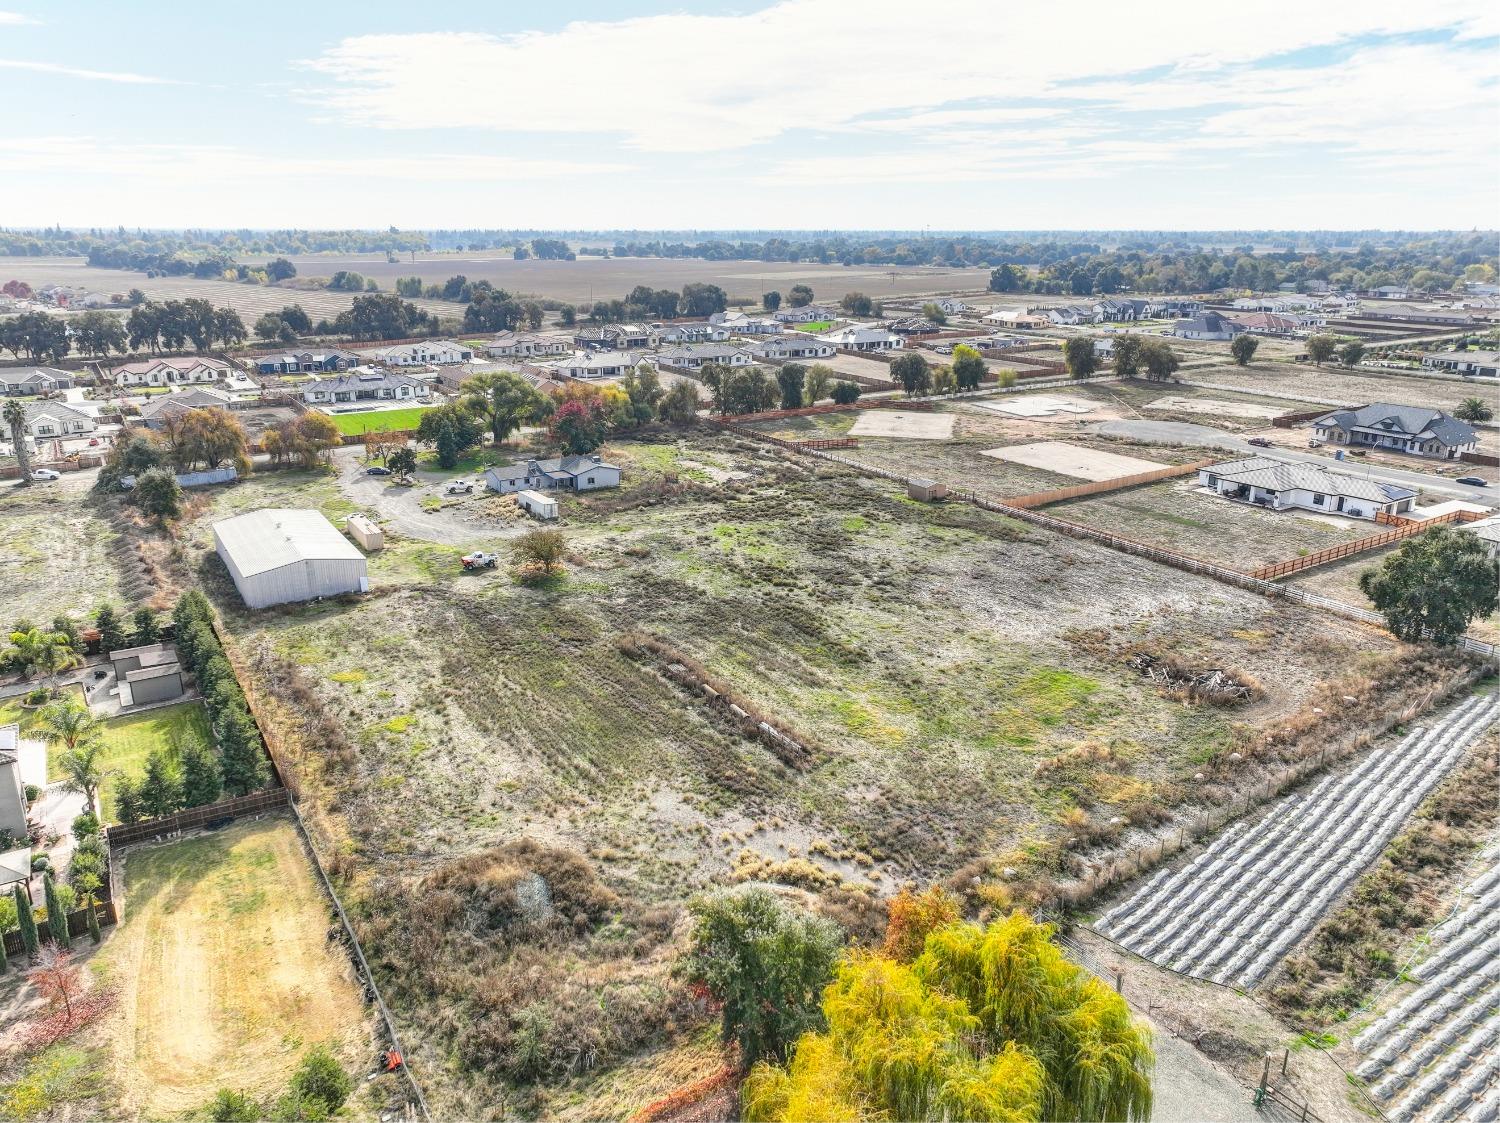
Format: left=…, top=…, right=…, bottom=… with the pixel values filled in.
left=1092, top=419, right=1496, bottom=503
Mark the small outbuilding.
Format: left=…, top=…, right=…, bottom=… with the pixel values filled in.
left=516, top=489, right=559, bottom=520
left=346, top=514, right=385, bottom=552
left=213, top=508, right=370, bottom=609
left=120, top=663, right=186, bottom=707
left=907, top=478, right=948, bottom=502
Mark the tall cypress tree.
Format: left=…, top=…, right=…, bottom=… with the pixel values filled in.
left=43, top=873, right=70, bottom=949
left=14, top=884, right=38, bottom=958
left=181, top=741, right=223, bottom=808
left=85, top=895, right=102, bottom=945
left=0, top=918, right=8, bottom=973
left=219, top=709, right=268, bottom=796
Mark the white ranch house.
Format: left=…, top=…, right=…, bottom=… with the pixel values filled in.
left=19, top=399, right=97, bottom=441
left=365, top=340, right=474, bottom=366
left=656, top=344, right=753, bottom=370
left=484, top=332, right=571, bottom=360
left=484, top=453, right=623, bottom=495
left=1198, top=456, right=1417, bottom=520
left=773, top=304, right=837, bottom=323
left=656, top=322, right=731, bottom=344
left=0, top=367, right=73, bottom=395
left=1311, top=405, right=1479, bottom=460
left=1422, top=350, right=1500, bottom=378
left=302, top=370, right=432, bottom=405
left=526, top=350, right=653, bottom=380
left=710, top=311, right=783, bottom=335
left=745, top=337, right=836, bottom=361
left=818, top=325, right=903, bottom=352
left=111, top=357, right=230, bottom=388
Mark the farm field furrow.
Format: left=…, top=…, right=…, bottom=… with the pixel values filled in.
left=1093, top=690, right=1499, bottom=990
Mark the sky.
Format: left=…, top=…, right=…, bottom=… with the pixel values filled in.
left=1, top=0, right=1497, bottom=232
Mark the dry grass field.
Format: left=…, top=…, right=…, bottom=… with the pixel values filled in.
left=1184, top=361, right=1491, bottom=414
left=98, top=817, right=372, bottom=1118
left=0, top=474, right=127, bottom=625
left=195, top=425, right=1444, bottom=1117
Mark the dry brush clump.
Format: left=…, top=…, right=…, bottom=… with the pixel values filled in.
left=1124, top=648, right=1262, bottom=706
left=355, top=840, right=701, bottom=1110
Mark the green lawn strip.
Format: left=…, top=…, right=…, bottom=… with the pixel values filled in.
left=326, top=405, right=435, bottom=436
left=794, top=321, right=835, bottom=333
left=0, top=684, right=86, bottom=739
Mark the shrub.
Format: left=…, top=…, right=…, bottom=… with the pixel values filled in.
left=70, top=812, right=99, bottom=839
left=288, top=1045, right=351, bottom=1114
left=206, top=1089, right=261, bottom=1122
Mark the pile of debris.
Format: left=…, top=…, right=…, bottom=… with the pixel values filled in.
left=1127, top=651, right=1259, bottom=706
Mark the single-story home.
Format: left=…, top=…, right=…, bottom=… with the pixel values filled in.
left=213, top=508, right=370, bottom=609
left=110, top=642, right=187, bottom=707
left=19, top=399, right=97, bottom=441
left=484, top=453, right=622, bottom=495
left=710, top=311, right=783, bottom=335
left=886, top=317, right=941, bottom=335
left=254, top=349, right=361, bottom=375
left=302, top=370, right=431, bottom=405
left=773, top=304, right=838, bottom=323
left=656, top=344, right=753, bottom=370
left=1198, top=456, right=1417, bottom=520
left=745, top=337, right=836, bottom=361
left=1174, top=312, right=1245, bottom=341
left=935, top=298, right=970, bottom=315
left=364, top=340, right=473, bottom=366
left=0, top=725, right=31, bottom=839
left=484, top=332, right=571, bottom=360
left=982, top=308, right=1048, bottom=330
left=1460, top=515, right=1500, bottom=559
left=526, top=351, right=651, bottom=380
left=137, top=387, right=235, bottom=427
left=656, top=322, right=731, bottom=345
left=1311, top=404, right=1479, bottom=460
left=111, top=357, right=231, bottom=388
left=575, top=324, right=659, bottom=351
left=818, top=325, right=903, bottom=352
left=0, top=366, right=73, bottom=395
left=1232, top=312, right=1302, bottom=337
left=1422, top=351, right=1500, bottom=378
left=1092, top=299, right=1153, bottom=323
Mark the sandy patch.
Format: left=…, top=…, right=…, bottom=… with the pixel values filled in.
left=980, top=440, right=1167, bottom=481
left=849, top=410, right=956, bottom=440
left=1147, top=395, right=1282, bottom=420
left=974, top=394, right=1098, bottom=418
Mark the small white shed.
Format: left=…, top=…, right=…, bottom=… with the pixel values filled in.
left=213, top=508, right=370, bottom=609
left=346, top=514, right=384, bottom=552
left=516, top=489, right=559, bottom=520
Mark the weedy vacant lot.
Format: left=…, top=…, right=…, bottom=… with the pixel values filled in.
left=100, top=817, right=371, bottom=1118
left=0, top=477, right=127, bottom=625
left=1049, top=479, right=1371, bottom=569
left=204, top=426, right=1439, bottom=1116
left=1288, top=546, right=1500, bottom=643
left=1185, top=362, right=1488, bottom=414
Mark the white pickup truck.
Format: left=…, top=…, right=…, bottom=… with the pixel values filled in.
left=460, top=551, right=501, bottom=571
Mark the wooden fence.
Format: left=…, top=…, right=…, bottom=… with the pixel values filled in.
left=0, top=454, right=104, bottom=480
left=1, top=900, right=118, bottom=959
left=790, top=437, right=858, bottom=450
left=1248, top=511, right=1465, bottom=580
left=1004, top=460, right=1213, bottom=509
left=1272, top=406, right=1345, bottom=429
left=105, top=787, right=292, bottom=850
left=1462, top=451, right=1500, bottom=467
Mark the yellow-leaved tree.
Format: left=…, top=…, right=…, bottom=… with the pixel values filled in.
left=743, top=907, right=1152, bottom=1123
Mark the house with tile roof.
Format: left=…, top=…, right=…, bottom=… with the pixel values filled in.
left=111, top=356, right=230, bottom=388
left=1198, top=456, right=1418, bottom=520
left=1311, top=404, right=1479, bottom=460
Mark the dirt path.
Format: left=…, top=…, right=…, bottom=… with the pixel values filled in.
left=101, top=817, right=371, bottom=1117
left=332, top=445, right=501, bottom=547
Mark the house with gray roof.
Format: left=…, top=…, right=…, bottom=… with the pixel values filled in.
left=18, top=399, right=96, bottom=442
left=0, top=367, right=73, bottom=395
left=656, top=322, right=731, bottom=345
left=137, top=386, right=235, bottom=427
left=1198, top=456, right=1417, bottom=520
left=525, top=350, right=652, bottom=380
left=745, top=336, right=836, bottom=361
left=1422, top=350, right=1500, bottom=378
left=1461, top=515, right=1500, bottom=560
left=1312, top=404, right=1479, bottom=460
left=655, top=343, right=754, bottom=370
left=0, top=724, right=31, bottom=840
left=1174, top=312, right=1245, bottom=340
left=254, top=349, right=360, bottom=375
left=484, top=453, right=622, bottom=495
left=301, top=369, right=431, bottom=405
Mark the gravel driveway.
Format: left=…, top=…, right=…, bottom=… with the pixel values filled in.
left=332, top=446, right=505, bottom=547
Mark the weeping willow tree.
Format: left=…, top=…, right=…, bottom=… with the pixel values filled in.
left=743, top=910, right=1152, bottom=1123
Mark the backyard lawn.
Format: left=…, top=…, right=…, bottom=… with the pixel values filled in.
left=325, top=405, right=435, bottom=436
left=45, top=700, right=212, bottom=822
left=793, top=320, right=835, bottom=333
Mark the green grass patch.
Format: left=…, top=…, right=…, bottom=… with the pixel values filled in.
left=794, top=321, right=835, bottom=333
left=329, top=669, right=367, bottom=684
left=0, top=1044, right=108, bottom=1121
left=53, top=701, right=214, bottom=823
left=325, top=406, right=435, bottom=436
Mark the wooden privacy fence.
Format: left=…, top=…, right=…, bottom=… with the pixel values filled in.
left=790, top=437, right=858, bottom=450
left=1, top=900, right=118, bottom=959
left=1004, top=459, right=1213, bottom=509
left=1273, top=406, right=1347, bottom=428
left=1249, top=510, right=1465, bottom=580
left=1462, top=451, right=1500, bottom=467
left=105, top=787, right=292, bottom=850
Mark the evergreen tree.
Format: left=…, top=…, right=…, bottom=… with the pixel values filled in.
left=131, top=607, right=160, bottom=645
left=0, top=918, right=8, bottom=973
left=181, top=740, right=224, bottom=807
left=219, top=709, right=268, bottom=796
left=85, top=893, right=102, bottom=945
left=94, top=603, right=126, bottom=654
left=43, top=873, right=70, bottom=948
left=114, top=776, right=146, bottom=825
left=140, top=748, right=184, bottom=819
left=14, top=884, right=38, bottom=958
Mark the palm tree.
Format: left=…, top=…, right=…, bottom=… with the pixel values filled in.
left=8, top=628, right=83, bottom=695
left=1455, top=396, right=1494, bottom=423
left=37, top=700, right=106, bottom=811
left=2, top=399, right=31, bottom=485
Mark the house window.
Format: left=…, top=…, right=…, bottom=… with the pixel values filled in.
left=1312, top=493, right=1324, bottom=505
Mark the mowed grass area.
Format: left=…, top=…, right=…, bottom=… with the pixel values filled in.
left=45, top=700, right=212, bottom=822
left=324, top=405, right=435, bottom=436
left=0, top=684, right=86, bottom=738
left=793, top=320, right=835, bottom=333
left=98, top=817, right=370, bottom=1118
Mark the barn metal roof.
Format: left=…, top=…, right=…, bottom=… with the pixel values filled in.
left=213, top=509, right=365, bottom=577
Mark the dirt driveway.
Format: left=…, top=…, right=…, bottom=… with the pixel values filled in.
left=333, top=446, right=507, bottom=547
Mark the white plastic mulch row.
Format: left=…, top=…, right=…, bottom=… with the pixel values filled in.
left=1353, top=852, right=1500, bottom=1122
left=1092, top=693, right=1498, bottom=992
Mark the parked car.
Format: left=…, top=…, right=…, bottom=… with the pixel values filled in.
left=1456, top=476, right=1488, bottom=487
left=29, top=468, right=60, bottom=481
left=447, top=480, right=474, bottom=495
left=366, top=465, right=391, bottom=476
left=1247, top=437, right=1274, bottom=448
left=460, top=551, right=500, bottom=571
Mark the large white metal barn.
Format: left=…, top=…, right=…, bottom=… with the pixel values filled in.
left=213, top=508, right=369, bottom=609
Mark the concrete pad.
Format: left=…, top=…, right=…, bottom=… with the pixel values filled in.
left=974, top=394, right=1097, bottom=418
left=980, top=440, right=1167, bottom=481
left=1147, top=395, right=1282, bottom=420
left=16, top=738, right=47, bottom=790
left=849, top=410, right=955, bottom=440
left=1412, top=500, right=1495, bottom=520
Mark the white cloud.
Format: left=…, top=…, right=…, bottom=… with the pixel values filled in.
left=299, top=0, right=1499, bottom=155
left=0, top=59, right=184, bottom=84
left=0, top=11, right=38, bottom=25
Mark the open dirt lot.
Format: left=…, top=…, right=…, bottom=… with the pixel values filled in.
left=979, top=440, right=1167, bottom=481
left=847, top=410, right=955, bottom=440
left=100, top=817, right=371, bottom=1117
left=1184, top=362, right=1492, bottom=414
left=1049, top=478, right=1373, bottom=569
left=975, top=394, right=1100, bottom=418
left=1146, top=395, right=1284, bottom=420
left=0, top=470, right=127, bottom=625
